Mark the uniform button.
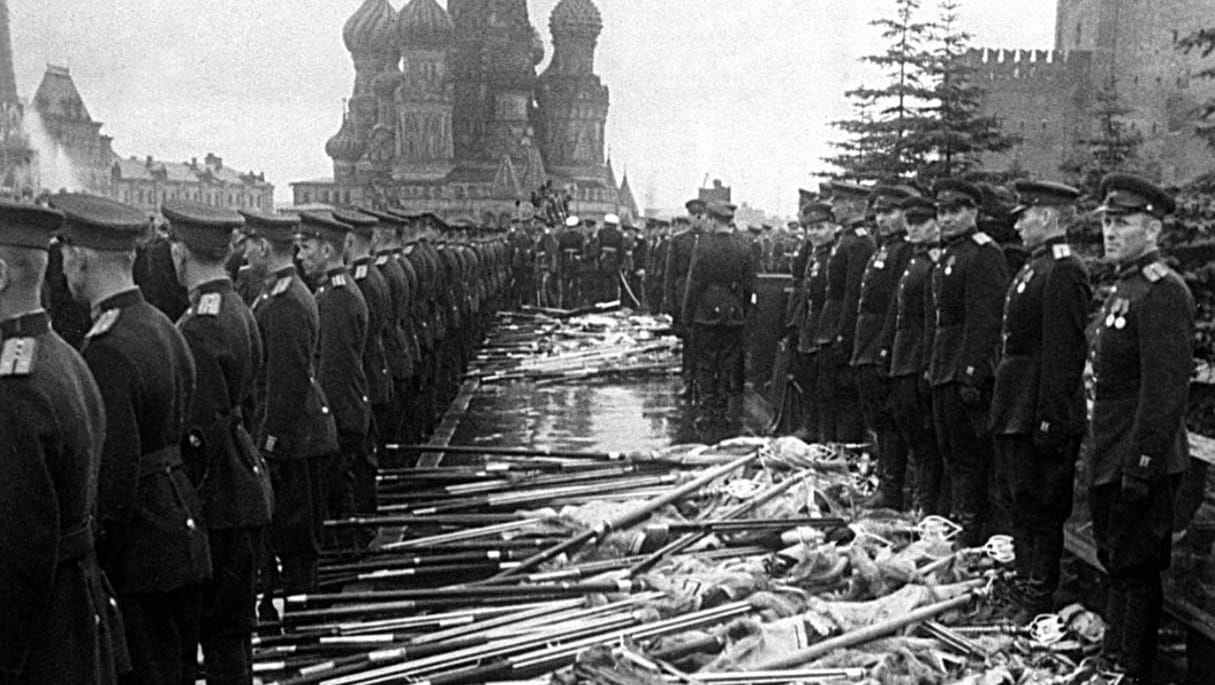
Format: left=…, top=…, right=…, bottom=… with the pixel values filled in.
left=186, top=518, right=197, bottom=531
left=95, top=614, right=101, bottom=626
left=322, top=406, right=330, bottom=415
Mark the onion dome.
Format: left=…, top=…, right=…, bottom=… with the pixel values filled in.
left=343, top=0, right=398, bottom=55
left=550, top=0, right=602, bottom=36
left=326, top=115, right=366, bottom=163
left=398, top=0, right=454, bottom=50
left=530, top=26, right=546, bottom=66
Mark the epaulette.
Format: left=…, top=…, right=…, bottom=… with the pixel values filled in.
left=1052, top=244, right=1072, bottom=260
left=375, top=255, right=389, bottom=267
left=271, top=276, right=291, bottom=297
left=854, top=227, right=868, bottom=237
left=1143, top=262, right=1169, bottom=283
left=404, top=244, right=416, bottom=255
left=972, top=232, right=993, bottom=246
left=0, top=337, right=36, bottom=376
left=354, top=264, right=369, bottom=281
left=331, top=273, right=348, bottom=288
left=197, top=292, right=222, bottom=317
left=86, top=309, right=120, bottom=339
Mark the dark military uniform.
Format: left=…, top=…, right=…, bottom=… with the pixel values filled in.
left=0, top=203, right=125, bottom=684
left=556, top=224, right=585, bottom=309
left=665, top=222, right=702, bottom=394
left=83, top=289, right=212, bottom=685
left=596, top=222, right=625, bottom=303
left=134, top=232, right=190, bottom=321
left=853, top=228, right=914, bottom=505
left=795, top=237, right=833, bottom=441
left=886, top=237, right=943, bottom=514
left=683, top=218, right=756, bottom=421
left=929, top=226, right=1009, bottom=545
left=814, top=222, right=875, bottom=442
left=991, top=230, right=1090, bottom=611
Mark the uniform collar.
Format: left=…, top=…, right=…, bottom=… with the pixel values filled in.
left=92, top=287, right=143, bottom=321
left=192, top=277, right=233, bottom=299
left=942, top=228, right=976, bottom=246
left=879, top=230, right=906, bottom=246
left=266, top=265, right=296, bottom=284
left=1117, top=250, right=1162, bottom=279
left=351, top=255, right=374, bottom=266
left=0, top=309, right=50, bottom=337
left=1030, top=235, right=1067, bottom=259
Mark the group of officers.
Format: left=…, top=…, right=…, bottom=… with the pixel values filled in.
left=1, top=194, right=513, bottom=685
left=761, top=172, right=1191, bottom=683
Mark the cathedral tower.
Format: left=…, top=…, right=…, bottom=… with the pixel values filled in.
left=328, top=0, right=398, bottom=183
left=537, top=0, right=610, bottom=180
left=393, top=0, right=456, bottom=180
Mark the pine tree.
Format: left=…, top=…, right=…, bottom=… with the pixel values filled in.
left=905, top=0, right=1018, bottom=183
left=1177, top=28, right=1215, bottom=156
left=1058, top=84, right=1145, bottom=196
left=824, top=0, right=935, bottom=182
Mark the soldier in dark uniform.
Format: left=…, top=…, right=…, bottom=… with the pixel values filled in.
left=854, top=185, right=917, bottom=508
left=645, top=218, right=670, bottom=314
left=682, top=202, right=756, bottom=424
left=133, top=223, right=190, bottom=321
left=596, top=213, right=625, bottom=304
left=364, top=210, right=417, bottom=448
left=987, top=181, right=1090, bottom=622
left=533, top=220, right=559, bottom=308
left=886, top=196, right=944, bottom=515
left=297, top=212, right=369, bottom=550
left=53, top=193, right=211, bottom=685
left=1088, top=174, right=1193, bottom=683
left=240, top=210, right=338, bottom=596
left=928, top=179, right=1010, bottom=547
left=555, top=215, right=585, bottom=309
left=815, top=182, right=875, bottom=442
left=0, top=202, right=125, bottom=685
left=666, top=200, right=707, bottom=399
left=623, top=221, right=647, bottom=310
left=163, top=201, right=273, bottom=685
left=791, top=203, right=836, bottom=442
left=336, top=209, right=392, bottom=537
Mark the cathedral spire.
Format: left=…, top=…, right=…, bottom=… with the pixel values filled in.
left=0, top=1, right=19, bottom=103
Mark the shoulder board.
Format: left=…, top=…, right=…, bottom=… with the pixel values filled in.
left=272, top=276, right=291, bottom=297
left=1142, top=262, right=1169, bottom=283
left=332, top=273, right=348, bottom=288
left=375, top=255, right=389, bottom=267
left=854, top=227, right=868, bottom=237
left=972, top=232, right=994, bottom=246
left=1052, top=244, right=1072, bottom=260
left=197, top=292, right=222, bottom=317
left=0, top=337, right=37, bottom=376
left=85, top=309, right=120, bottom=339
left=237, top=264, right=252, bottom=275
left=355, top=264, right=369, bottom=281
left=404, top=245, right=416, bottom=255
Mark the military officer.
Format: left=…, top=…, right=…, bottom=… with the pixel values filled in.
left=596, top=213, right=625, bottom=303
left=928, top=179, right=1010, bottom=547
left=886, top=196, right=944, bottom=515
left=854, top=185, right=917, bottom=509
left=645, top=218, right=670, bottom=313
left=365, top=210, right=418, bottom=448
left=297, top=212, right=369, bottom=550
left=987, top=180, right=1090, bottom=622
left=240, top=210, right=338, bottom=595
left=0, top=202, right=124, bottom=684
left=336, top=209, right=391, bottom=539
left=1088, top=174, right=1193, bottom=683
left=682, top=201, right=756, bottom=425
left=53, top=192, right=211, bottom=684
left=666, top=200, right=708, bottom=399
left=815, top=182, right=876, bottom=442
left=791, top=202, right=837, bottom=442
left=555, top=215, right=585, bottom=308
left=163, top=200, right=272, bottom=684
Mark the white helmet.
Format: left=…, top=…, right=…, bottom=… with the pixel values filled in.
left=565, top=215, right=581, bottom=228
left=603, top=213, right=620, bottom=226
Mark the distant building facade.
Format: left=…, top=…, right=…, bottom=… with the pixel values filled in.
left=32, top=65, right=115, bottom=194
left=293, top=0, right=633, bottom=226
left=972, top=0, right=1215, bottom=185
left=112, top=153, right=274, bottom=213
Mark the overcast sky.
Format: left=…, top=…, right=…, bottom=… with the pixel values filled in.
left=9, top=0, right=1056, bottom=216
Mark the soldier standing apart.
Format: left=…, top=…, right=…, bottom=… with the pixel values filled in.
left=987, top=181, right=1090, bottom=623
left=928, top=179, right=1009, bottom=547
left=54, top=193, right=211, bottom=685
left=854, top=186, right=917, bottom=508
left=1088, top=174, right=1193, bottom=683
left=0, top=202, right=124, bottom=684
left=596, top=213, right=625, bottom=303
left=666, top=200, right=707, bottom=399
left=887, top=196, right=945, bottom=515
left=164, top=201, right=273, bottom=684
left=241, top=211, right=338, bottom=598
left=682, top=202, right=756, bottom=425
left=792, top=202, right=836, bottom=443
left=815, top=182, right=875, bottom=443
left=297, top=212, right=370, bottom=550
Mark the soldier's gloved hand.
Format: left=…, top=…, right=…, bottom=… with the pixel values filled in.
left=958, top=383, right=982, bottom=407
left=1120, top=470, right=1152, bottom=506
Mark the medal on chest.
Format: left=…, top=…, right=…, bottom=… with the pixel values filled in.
left=873, top=247, right=888, bottom=270
left=944, top=255, right=957, bottom=277
left=1105, top=298, right=1129, bottom=330
left=1015, top=267, right=1035, bottom=294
